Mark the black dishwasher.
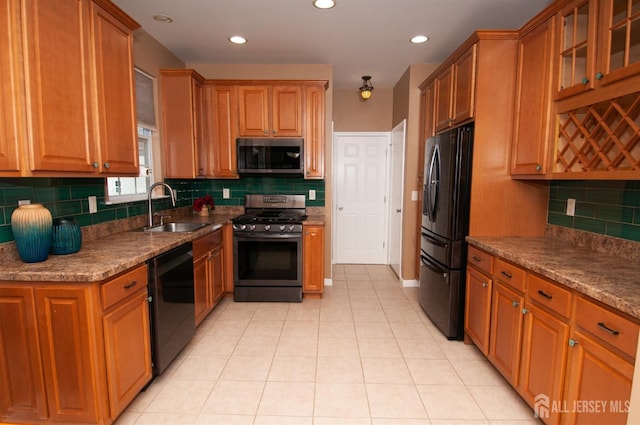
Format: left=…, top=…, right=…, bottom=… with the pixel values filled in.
left=147, top=242, right=195, bottom=375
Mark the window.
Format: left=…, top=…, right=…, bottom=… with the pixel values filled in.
left=106, top=68, right=157, bottom=203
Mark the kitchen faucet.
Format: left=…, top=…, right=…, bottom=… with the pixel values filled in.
left=147, top=182, right=176, bottom=227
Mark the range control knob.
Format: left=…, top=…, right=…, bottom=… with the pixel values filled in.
left=279, top=224, right=286, bottom=231
left=288, top=225, right=295, bottom=232
left=249, top=224, right=256, bottom=231
left=264, top=224, right=271, bottom=231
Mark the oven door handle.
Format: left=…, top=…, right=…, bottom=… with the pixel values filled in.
left=234, top=233, right=302, bottom=240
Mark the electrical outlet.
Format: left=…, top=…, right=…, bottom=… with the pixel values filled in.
left=566, top=198, right=576, bottom=216
left=223, top=188, right=230, bottom=199
left=411, top=190, right=418, bottom=201
left=88, top=196, right=97, bottom=214
left=309, top=189, right=316, bottom=200
left=18, top=199, right=31, bottom=205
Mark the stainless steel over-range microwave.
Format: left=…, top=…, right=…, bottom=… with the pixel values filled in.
left=236, top=138, right=304, bottom=175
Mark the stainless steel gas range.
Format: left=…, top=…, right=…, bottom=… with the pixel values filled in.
left=232, top=194, right=307, bottom=302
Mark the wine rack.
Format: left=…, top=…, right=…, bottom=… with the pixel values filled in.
left=556, top=93, right=640, bottom=174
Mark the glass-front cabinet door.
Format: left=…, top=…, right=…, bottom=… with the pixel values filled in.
left=557, top=0, right=597, bottom=99
left=598, top=0, right=640, bottom=85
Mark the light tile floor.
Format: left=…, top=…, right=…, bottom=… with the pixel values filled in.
left=116, top=264, right=543, bottom=425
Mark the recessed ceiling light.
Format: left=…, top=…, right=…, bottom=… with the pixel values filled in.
left=229, top=35, right=247, bottom=44
left=313, top=0, right=336, bottom=9
left=411, top=35, right=429, bottom=44
left=153, top=14, right=173, bottom=23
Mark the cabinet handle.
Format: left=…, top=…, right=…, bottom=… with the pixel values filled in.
left=104, top=162, right=110, bottom=169
left=123, top=280, right=138, bottom=289
left=568, top=338, right=578, bottom=347
left=512, top=301, right=519, bottom=307
left=582, top=77, right=589, bottom=84
left=482, top=282, right=488, bottom=288
left=147, top=296, right=153, bottom=303
left=472, top=255, right=482, bottom=262
left=500, top=270, right=512, bottom=279
left=535, top=164, right=542, bottom=171
left=92, top=161, right=99, bottom=168
left=537, top=290, right=553, bottom=300
left=597, top=322, right=620, bottom=336
left=521, top=308, right=529, bottom=315
left=596, top=72, right=604, bottom=80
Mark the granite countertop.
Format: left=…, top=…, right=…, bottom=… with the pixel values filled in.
left=304, top=215, right=326, bottom=225
left=0, top=214, right=237, bottom=283
left=467, top=237, right=640, bottom=320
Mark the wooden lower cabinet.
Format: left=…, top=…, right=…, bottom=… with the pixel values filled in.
left=0, top=286, right=48, bottom=420
left=303, top=224, right=324, bottom=295
left=518, top=302, right=570, bottom=425
left=488, top=281, right=525, bottom=385
left=464, top=266, right=492, bottom=355
left=0, top=264, right=152, bottom=424
left=102, top=289, right=152, bottom=419
left=465, top=246, right=637, bottom=425
left=194, top=229, right=225, bottom=326
left=563, top=330, right=634, bottom=425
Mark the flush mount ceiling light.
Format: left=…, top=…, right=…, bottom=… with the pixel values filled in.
left=313, top=0, right=336, bottom=9
left=359, top=75, right=374, bottom=100
left=153, top=14, right=173, bottom=23
left=411, top=35, right=429, bottom=44
left=229, top=35, right=247, bottom=44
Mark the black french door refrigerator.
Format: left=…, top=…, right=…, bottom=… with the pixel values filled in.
left=419, top=123, right=473, bottom=340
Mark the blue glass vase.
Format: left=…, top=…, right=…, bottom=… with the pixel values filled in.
left=11, top=204, right=53, bottom=263
left=51, top=217, right=82, bottom=255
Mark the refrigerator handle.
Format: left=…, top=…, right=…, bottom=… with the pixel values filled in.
left=428, top=145, right=440, bottom=220
left=420, top=253, right=448, bottom=279
left=421, top=231, right=448, bottom=248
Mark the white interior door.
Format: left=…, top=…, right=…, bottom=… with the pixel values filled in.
left=389, top=120, right=406, bottom=277
left=334, top=132, right=390, bottom=264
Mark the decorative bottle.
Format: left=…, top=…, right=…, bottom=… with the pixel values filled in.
left=51, top=217, right=82, bottom=255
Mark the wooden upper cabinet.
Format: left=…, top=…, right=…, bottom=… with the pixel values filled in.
left=434, top=66, right=454, bottom=132
left=304, top=84, right=326, bottom=179
left=512, top=16, right=556, bottom=176
left=0, top=0, right=22, bottom=173
left=161, top=69, right=206, bottom=178
left=556, top=0, right=598, bottom=99
left=596, top=0, right=640, bottom=86
left=434, top=44, right=477, bottom=132
left=452, top=44, right=477, bottom=124
left=91, top=1, right=139, bottom=174
left=0, top=0, right=139, bottom=177
left=238, top=85, right=302, bottom=137
left=205, top=84, right=239, bottom=178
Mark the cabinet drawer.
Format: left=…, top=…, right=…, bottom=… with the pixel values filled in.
left=193, top=229, right=223, bottom=258
left=468, top=246, right=494, bottom=275
left=575, top=296, right=639, bottom=359
left=494, top=259, right=526, bottom=292
left=101, top=265, right=148, bottom=310
left=527, top=274, right=573, bottom=319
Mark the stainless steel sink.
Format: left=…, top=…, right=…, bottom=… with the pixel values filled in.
left=142, top=222, right=209, bottom=233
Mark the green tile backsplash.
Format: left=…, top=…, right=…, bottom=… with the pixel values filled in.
left=548, top=180, right=640, bottom=242
left=0, top=176, right=325, bottom=243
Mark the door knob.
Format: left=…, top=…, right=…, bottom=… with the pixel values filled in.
left=396, top=209, right=401, bottom=213
left=338, top=206, right=343, bottom=211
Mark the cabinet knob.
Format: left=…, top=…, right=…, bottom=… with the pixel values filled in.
left=263, top=130, right=269, bottom=135
left=582, top=77, right=589, bottom=85
left=596, top=72, right=604, bottom=80
left=521, top=308, right=529, bottom=315
left=92, top=161, right=99, bottom=168
left=482, top=282, right=488, bottom=288
left=512, top=301, right=519, bottom=308
left=273, top=130, right=277, bottom=135
left=535, top=164, right=542, bottom=171
left=104, top=162, right=110, bottom=169
left=568, top=338, right=578, bottom=347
